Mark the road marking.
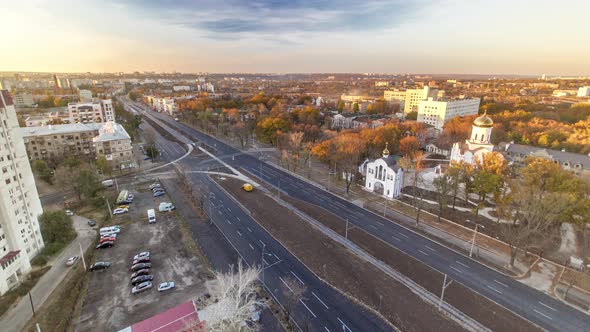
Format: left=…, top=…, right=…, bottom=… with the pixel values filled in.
left=226, top=207, right=231, bottom=212
left=247, top=227, right=252, bottom=232
left=226, top=220, right=232, bottom=225
left=456, top=261, right=469, bottom=268
left=300, top=299, right=317, bottom=318
left=312, top=292, right=329, bottom=309
left=291, top=271, right=305, bottom=285
left=538, top=302, right=557, bottom=312
left=399, top=233, right=409, bottom=239
left=279, top=276, right=293, bottom=292
left=263, top=258, right=269, bottom=265
left=486, top=285, right=503, bottom=294
left=237, top=230, right=242, bottom=237
left=418, top=249, right=429, bottom=256
left=369, top=225, right=378, bottom=230
left=236, top=217, right=241, bottom=221
left=377, top=221, right=385, bottom=226
left=450, top=266, right=463, bottom=274
left=337, top=318, right=351, bottom=331
left=324, top=327, right=331, bottom=332
left=493, top=279, right=509, bottom=288
left=273, top=254, right=280, bottom=260
left=259, top=240, right=265, bottom=246
left=249, top=243, right=254, bottom=250
left=391, top=235, right=401, bottom=241
left=425, top=245, right=436, bottom=252
left=533, top=309, right=553, bottom=320
left=217, top=210, right=222, bottom=215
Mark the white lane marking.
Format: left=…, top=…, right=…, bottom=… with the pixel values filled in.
left=263, top=258, right=269, bottom=265
left=425, top=245, right=436, bottom=252
left=533, top=309, right=553, bottom=320
left=418, top=249, right=429, bottom=256
left=324, top=327, right=331, bottom=332
left=456, top=261, right=469, bottom=268
left=312, top=291, right=329, bottom=309
left=280, top=276, right=293, bottom=292
left=450, top=266, right=463, bottom=274
left=226, top=207, right=231, bottom=212
left=273, top=254, right=280, bottom=260
left=247, top=227, right=252, bottom=232
left=237, top=230, right=242, bottom=237
left=377, top=222, right=385, bottom=226
left=249, top=243, right=254, bottom=250
left=486, top=285, right=503, bottom=294
left=369, top=225, right=378, bottom=230
left=493, top=279, right=509, bottom=288
left=538, top=302, right=557, bottom=312
left=291, top=271, right=305, bottom=285
left=391, top=235, right=401, bottom=241
left=399, top=233, right=409, bottom=239
left=217, top=210, right=222, bottom=215
left=236, top=217, right=241, bottom=221
left=337, top=318, right=351, bottom=331
left=259, top=240, right=265, bottom=246
left=300, top=299, right=317, bottom=318
left=226, top=220, right=232, bottom=225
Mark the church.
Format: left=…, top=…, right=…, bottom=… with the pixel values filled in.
left=450, top=111, right=499, bottom=165
left=360, top=143, right=404, bottom=199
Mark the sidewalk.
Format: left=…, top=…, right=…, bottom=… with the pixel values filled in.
left=0, top=215, right=96, bottom=332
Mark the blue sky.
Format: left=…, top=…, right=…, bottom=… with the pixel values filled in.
left=1, top=0, right=589, bottom=75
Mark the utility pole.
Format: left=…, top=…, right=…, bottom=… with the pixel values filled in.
left=79, top=242, right=87, bottom=270
left=438, top=274, right=453, bottom=310
left=278, top=177, right=281, bottom=199
left=114, top=177, right=119, bottom=192
left=469, top=224, right=479, bottom=258
left=261, top=243, right=266, bottom=283
left=345, top=217, right=356, bottom=240
left=29, top=291, right=35, bottom=317
left=104, top=197, right=112, bottom=220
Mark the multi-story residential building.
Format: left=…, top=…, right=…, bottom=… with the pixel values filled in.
left=147, top=96, right=177, bottom=115
left=79, top=89, right=93, bottom=101
left=383, top=90, right=407, bottom=103
left=21, top=122, right=133, bottom=169
left=0, top=90, right=45, bottom=295
left=67, top=99, right=115, bottom=123
left=404, top=86, right=441, bottom=114
left=577, top=86, right=590, bottom=97
left=417, top=97, right=481, bottom=130
left=13, top=93, right=34, bottom=108
left=173, top=85, right=191, bottom=92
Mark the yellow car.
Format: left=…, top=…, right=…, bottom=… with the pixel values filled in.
left=241, top=183, right=254, bottom=192
left=117, top=205, right=130, bottom=209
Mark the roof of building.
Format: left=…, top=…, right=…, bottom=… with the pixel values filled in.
left=118, top=300, right=205, bottom=332
left=473, top=111, right=493, bottom=127
left=93, top=122, right=130, bottom=142
left=21, top=123, right=102, bottom=137
left=382, top=154, right=401, bottom=170
left=0, top=90, right=13, bottom=108
left=0, top=251, right=20, bottom=267
left=498, top=142, right=590, bottom=168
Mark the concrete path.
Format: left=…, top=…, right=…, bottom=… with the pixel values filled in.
left=0, top=215, right=96, bottom=332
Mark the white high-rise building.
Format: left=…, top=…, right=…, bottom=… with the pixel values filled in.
left=404, top=86, right=440, bottom=114
left=68, top=99, right=115, bottom=123
left=417, top=97, right=481, bottom=130
left=577, top=86, right=590, bottom=97
left=0, top=90, right=45, bottom=295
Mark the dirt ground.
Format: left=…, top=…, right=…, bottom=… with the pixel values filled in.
left=217, top=177, right=464, bottom=332
left=75, top=180, right=209, bottom=332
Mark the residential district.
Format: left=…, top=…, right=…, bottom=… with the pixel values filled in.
left=0, top=72, right=589, bottom=332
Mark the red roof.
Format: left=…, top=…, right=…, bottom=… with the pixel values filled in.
left=123, top=301, right=206, bottom=332
left=0, top=251, right=20, bottom=268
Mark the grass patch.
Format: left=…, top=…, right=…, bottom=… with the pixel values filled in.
left=0, top=266, right=50, bottom=317
left=31, top=242, right=71, bottom=267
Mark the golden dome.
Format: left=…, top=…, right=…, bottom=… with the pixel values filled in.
left=474, top=111, right=493, bottom=127
left=382, top=142, right=390, bottom=157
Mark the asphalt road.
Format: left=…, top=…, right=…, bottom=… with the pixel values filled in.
left=132, top=101, right=590, bottom=332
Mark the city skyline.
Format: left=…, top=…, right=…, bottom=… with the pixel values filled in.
left=1, top=0, right=590, bottom=75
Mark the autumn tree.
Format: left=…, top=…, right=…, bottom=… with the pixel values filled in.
left=399, top=152, right=426, bottom=226
left=255, top=117, right=290, bottom=145
left=32, top=160, right=53, bottom=184
left=399, top=136, right=420, bottom=158
left=446, top=162, right=463, bottom=209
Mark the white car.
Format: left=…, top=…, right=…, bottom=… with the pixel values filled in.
left=127, top=194, right=135, bottom=201
left=65, top=256, right=78, bottom=266
left=132, top=281, right=153, bottom=294
left=158, top=202, right=175, bottom=212
left=65, top=210, right=74, bottom=216
left=149, top=183, right=161, bottom=190
left=158, top=282, right=175, bottom=292
left=133, top=251, right=150, bottom=261
left=112, top=208, right=129, bottom=215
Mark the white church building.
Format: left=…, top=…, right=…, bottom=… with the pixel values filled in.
left=360, top=143, right=404, bottom=199
left=450, top=111, right=498, bottom=165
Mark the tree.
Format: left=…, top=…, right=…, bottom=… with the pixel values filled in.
left=32, top=160, right=53, bottom=184
left=433, top=174, right=452, bottom=222
left=446, top=162, right=463, bottom=209
left=353, top=102, right=360, bottom=113
left=399, top=136, right=420, bottom=158
left=255, top=117, right=290, bottom=145
left=399, top=152, right=426, bottom=225
left=96, top=155, right=109, bottom=175
left=39, top=211, right=76, bottom=245
left=145, top=145, right=159, bottom=160
left=231, top=121, right=249, bottom=149
left=282, top=277, right=307, bottom=328
left=405, top=111, right=418, bottom=120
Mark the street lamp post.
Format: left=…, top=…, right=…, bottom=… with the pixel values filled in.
left=438, top=274, right=453, bottom=310
left=467, top=220, right=484, bottom=258
left=103, top=196, right=112, bottom=220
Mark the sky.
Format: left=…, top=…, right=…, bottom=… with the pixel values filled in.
left=1, top=0, right=590, bottom=75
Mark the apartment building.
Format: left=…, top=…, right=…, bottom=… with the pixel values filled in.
left=13, top=93, right=34, bottom=107
left=578, top=86, right=590, bottom=97
left=383, top=90, right=407, bottom=103
left=79, top=89, right=93, bottom=101
left=146, top=96, right=177, bottom=115
left=404, top=86, right=441, bottom=114
left=67, top=99, right=115, bottom=123
left=417, top=97, right=481, bottom=130
left=21, top=122, right=133, bottom=169
left=0, top=90, right=45, bottom=295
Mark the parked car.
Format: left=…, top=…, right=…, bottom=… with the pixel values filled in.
left=99, top=236, right=116, bottom=244
left=132, top=257, right=150, bottom=265
left=131, top=274, right=154, bottom=286
left=149, top=183, right=161, bottom=189
left=127, top=194, right=135, bottom=201
left=96, top=241, right=114, bottom=250
left=242, top=183, right=254, bottom=192
left=117, top=200, right=132, bottom=205
left=131, top=263, right=152, bottom=271
left=152, top=187, right=164, bottom=193
left=65, top=209, right=74, bottom=216
left=153, top=191, right=165, bottom=197
left=113, top=208, right=129, bottom=215
left=131, top=269, right=151, bottom=279
left=131, top=281, right=153, bottom=294
left=65, top=256, right=78, bottom=266
left=158, top=202, right=175, bottom=212
left=117, top=205, right=130, bottom=210
left=87, top=220, right=97, bottom=227
left=89, top=262, right=111, bottom=271
left=143, top=156, right=151, bottom=161
left=157, top=282, right=175, bottom=292
left=100, top=232, right=118, bottom=239
left=133, top=251, right=150, bottom=261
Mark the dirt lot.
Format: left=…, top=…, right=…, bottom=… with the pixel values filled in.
left=217, top=177, right=463, bottom=332
left=75, top=180, right=210, bottom=332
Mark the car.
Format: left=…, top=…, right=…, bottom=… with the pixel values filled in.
left=149, top=183, right=161, bottom=189
left=65, top=256, right=78, bottom=266
left=117, top=200, right=132, bottom=205
left=131, top=263, right=152, bottom=271
left=143, top=156, right=151, bottom=161
left=65, top=209, right=74, bottom=216
left=158, top=202, right=175, bottom=212
left=131, top=281, right=153, bottom=294
left=153, top=191, right=165, bottom=197
left=113, top=208, right=129, bottom=215
left=151, top=186, right=164, bottom=192
left=99, top=236, right=116, bottom=244
left=127, top=194, right=135, bottom=201
left=242, top=183, right=254, bottom=192
left=89, top=262, right=111, bottom=271
left=158, top=282, right=175, bottom=292
left=117, top=205, right=130, bottom=210
left=132, top=257, right=150, bottom=265
left=87, top=220, right=97, bottom=227
left=131, top=274, right=154, bottom=286
left=96, top=241, right=114, bottom=250
left=131, top=269, right=151, bottom=279
left=100, top=232, right=118, bottom=238
left=133, top=252, right=150, bottom=260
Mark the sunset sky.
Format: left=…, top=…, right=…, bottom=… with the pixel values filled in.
left=1, top=0, right=589, bottom=75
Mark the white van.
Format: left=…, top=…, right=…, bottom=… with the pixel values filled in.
left=147, top=209, right=156, bottom=224
left=158, top=202, right=175, bottom=212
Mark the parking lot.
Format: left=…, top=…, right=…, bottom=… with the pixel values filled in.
left=75, top=180, right=209, bottom=331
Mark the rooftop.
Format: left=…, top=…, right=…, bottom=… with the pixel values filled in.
left=21, top=123, right=101, bottom=137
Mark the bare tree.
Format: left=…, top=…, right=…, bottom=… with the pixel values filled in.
left=399, top=152, right=426, bottom=226
left=433, top=173, right=452, bottom=222
left=281, top=277, right=307, bottom=329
